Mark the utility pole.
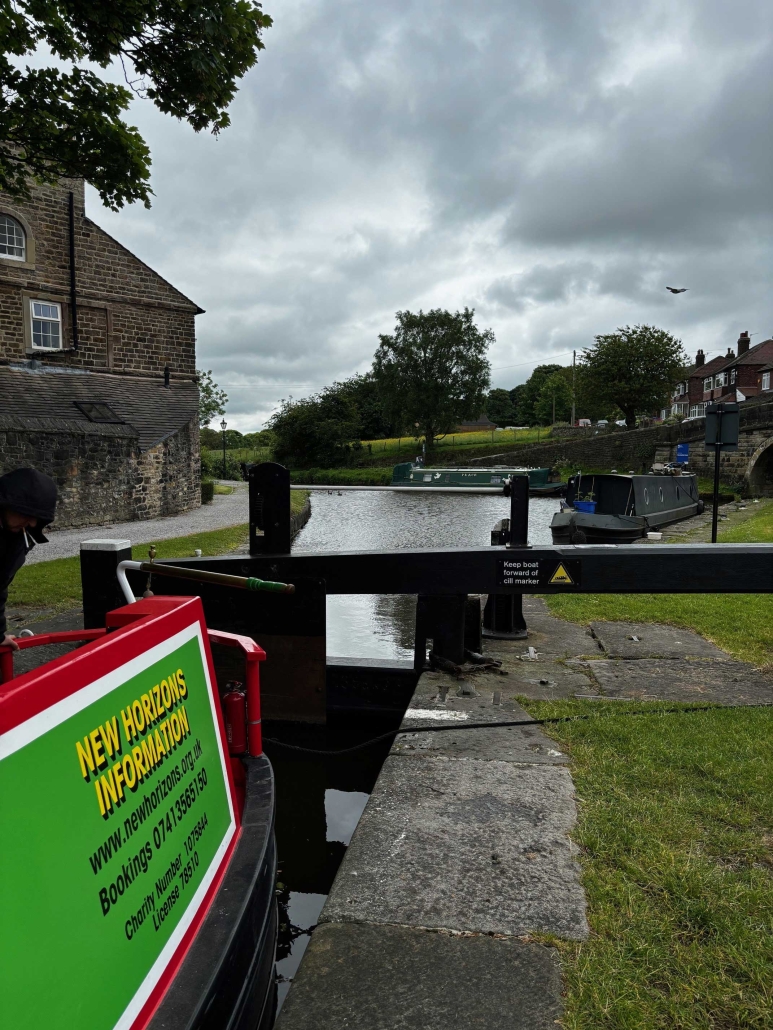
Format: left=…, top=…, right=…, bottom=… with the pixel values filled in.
left=571, top=350, right=576, bottom=426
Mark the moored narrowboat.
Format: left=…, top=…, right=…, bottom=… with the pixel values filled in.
left=550, top=470, right=702, bottom=544
left=392, top=462, right=552, bottom=492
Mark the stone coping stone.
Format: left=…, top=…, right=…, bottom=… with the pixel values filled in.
left=483, top=598, right=601, bottom=659
left=274, top=922, right=563, bottom=1030
left=585, top=657, right=773, bottom=705
left=321, top=756, right=588, bottom=940
left=590, top=621, right=726, bottom=659
left=394, top=672, right=571, bottom=762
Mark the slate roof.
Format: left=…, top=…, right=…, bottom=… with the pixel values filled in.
left=0, top=365, right=198, bottom=449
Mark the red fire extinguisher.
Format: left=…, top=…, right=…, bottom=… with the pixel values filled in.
left=222, top=682, right=247, bottom=754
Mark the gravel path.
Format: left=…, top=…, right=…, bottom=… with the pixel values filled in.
left=27, top=481, right=248, bottom=564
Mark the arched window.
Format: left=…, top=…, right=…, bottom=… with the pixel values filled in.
left=0, top=214, right=25, bottom=260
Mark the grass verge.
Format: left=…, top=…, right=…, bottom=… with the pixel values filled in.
left=8, top=524, right=250, bottom=613
left=546, top=503, right=773, bottom=667
left=519, top=697, right=773, bottom=1029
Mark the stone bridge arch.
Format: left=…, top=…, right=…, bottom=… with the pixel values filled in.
left=747, top=437, right=773, bottom=496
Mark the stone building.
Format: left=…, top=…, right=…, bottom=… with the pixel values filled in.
left=0, top=178, right=203, bottom=527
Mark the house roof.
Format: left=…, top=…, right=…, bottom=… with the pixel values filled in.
left=707, top=338, right=773, bottom=376
left=691, top=354, right=731, bottom=379
left=0, top=365, right=198, bottom=449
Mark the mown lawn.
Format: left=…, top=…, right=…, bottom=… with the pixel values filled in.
left=547, top=502, right=773, bottom=668
left=8, top=523, right=251, bottom=613
left=520, top=698, right=773, bottom=1029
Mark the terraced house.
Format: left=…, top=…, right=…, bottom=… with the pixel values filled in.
left=0, top=179, right=203, bottom=528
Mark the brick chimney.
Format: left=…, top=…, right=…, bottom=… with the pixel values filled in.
left=726, top=347, right=735, bottom=359
left=695, top=349, right=705, bottom=366
left=737, top=331, right=750, bottom=355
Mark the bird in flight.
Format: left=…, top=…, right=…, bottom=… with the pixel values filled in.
left=666, top=287, right=688, bottom=294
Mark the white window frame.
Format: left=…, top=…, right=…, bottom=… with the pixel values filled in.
left=763, top=372, right=771, bottom=391
left=0, top=214, right=25, bottom=261
left=730, top=368, right=736, bottom=385
left=703, top=377, right=712, bottom=392
left=715, top=372, right=727, bottom=388
left=30, top=299, right=63, bottom=350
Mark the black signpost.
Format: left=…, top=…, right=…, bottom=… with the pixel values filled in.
left=705, top=402, right=740, bottom=543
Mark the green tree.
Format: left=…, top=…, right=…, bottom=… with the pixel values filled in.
left=0, top=0, right=271, bottom=209
left=581, top=325, right=686, bottom=428
left=373, top=308, right=492, bottom=451
left=535, top=372, right=573, bottom=425
left=485, top=388, right=515, bottom=427
left=197, top=369, right=228, bottom=429
left=509, top=383, right=528, bottom=425
left=331, top=373, right=401, bottom=440
left=268, top=389, right=359, bottom=468
left=515, top=364, right=565, bottom=425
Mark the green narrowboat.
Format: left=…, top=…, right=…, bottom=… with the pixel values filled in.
left=391, top=462, right=551, bottom=491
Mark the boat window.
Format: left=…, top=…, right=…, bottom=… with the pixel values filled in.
left=423, top=474, right=432, bottom=482
left=659, top=487, right=664, bottom=502
left=490, top=476, right=501, bottom=484
left=644, top=488, right=649, bottom=505
left=676, top=486, right=680, bottom=499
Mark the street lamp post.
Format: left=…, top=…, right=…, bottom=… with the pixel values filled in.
left=220, top=418, right=227, bottom=479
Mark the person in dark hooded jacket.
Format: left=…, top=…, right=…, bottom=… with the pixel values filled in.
left=0, top=468, right=58, bottom=650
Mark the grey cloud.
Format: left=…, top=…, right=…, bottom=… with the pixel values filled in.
left=86, top=0, right=773, bottom=428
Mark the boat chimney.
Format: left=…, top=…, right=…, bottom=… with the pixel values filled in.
left=695, top=349, right=705, bottom=367
left=737, top=331, right=750, bottom=356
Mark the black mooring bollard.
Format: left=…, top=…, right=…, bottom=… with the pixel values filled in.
left=483, top=474, right=530, bottom=640
left=246, top=461, right=292, bottom=555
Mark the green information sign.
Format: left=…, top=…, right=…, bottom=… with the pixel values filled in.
left=0, top=617, right=237, bottom=1030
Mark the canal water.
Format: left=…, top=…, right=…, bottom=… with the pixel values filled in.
left=269, top=489, right=560, bottom=1014
left=293, top=489, right=560, bottom=660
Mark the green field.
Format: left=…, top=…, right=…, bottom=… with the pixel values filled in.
left=521, top=698, right=773, bottom=1030
left=202, top=426, right=550, bottom=472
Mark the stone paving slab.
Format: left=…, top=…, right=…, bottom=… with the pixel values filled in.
left=483, top=597, right=601, bottom=660
left=274, top=922, right=563, bottom=1030
left=394, top=672, right=570, bottom=762
left=590, top=621, right=726, bottom=659
left=584, top=657, right=773, bottom=705
left=321, top=755, right=588, bottom=940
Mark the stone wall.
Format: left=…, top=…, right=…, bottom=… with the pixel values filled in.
left=0, top=415, right=201, bottom=528
left=0, top=179, right=198, bottom=378
left=467, top=398, right=773, bottom=494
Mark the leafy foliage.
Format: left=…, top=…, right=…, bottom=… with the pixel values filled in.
left=0, top=0, right=271, bottom=208
left=581, top=325, right=686, bottom=428
left=331, top=373, right=401, bottom=439
left=485, top=388, right=516, bottom=427
left=512, top=364, right=564, bottom=425
left=196, top=369, right=228, bottom=429
left=373, top=308, right=492, bottom=450
left=268, top=388, right=360, bottom=469
left=535, top=370, right=573, bottom=425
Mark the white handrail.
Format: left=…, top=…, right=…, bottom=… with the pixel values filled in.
left=116, top=560, right=143, bottom=605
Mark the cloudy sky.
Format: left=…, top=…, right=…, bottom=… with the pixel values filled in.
left=88, top=0, right=773, bottom=431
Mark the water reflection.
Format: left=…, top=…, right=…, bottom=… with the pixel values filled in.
left=292, top=490, right=559, bottom=659
left=268, top=727, right=392, bottom=1012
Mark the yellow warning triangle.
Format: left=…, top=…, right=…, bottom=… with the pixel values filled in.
left=549, top=563, right=574, bottom=585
